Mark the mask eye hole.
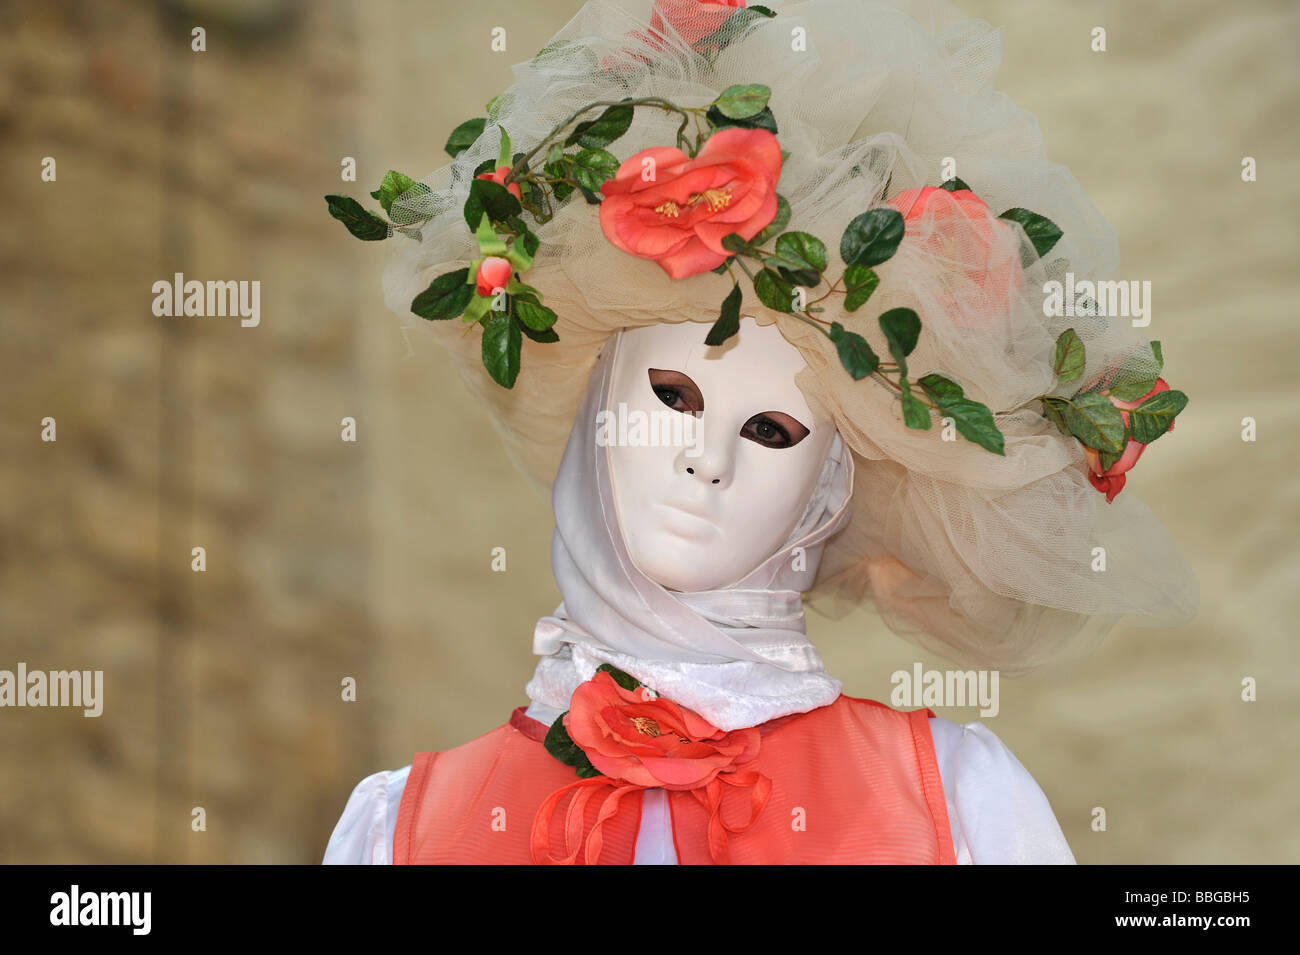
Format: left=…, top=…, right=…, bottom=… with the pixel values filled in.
left=741, top=411, right=810, bottom=449
left=648, top=368, right=703, bottom=416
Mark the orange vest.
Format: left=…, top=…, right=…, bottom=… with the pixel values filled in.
left=394, top=694, right=955, bottom=864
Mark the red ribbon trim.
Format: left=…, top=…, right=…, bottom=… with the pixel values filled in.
left=530, top=769, right=772, bottom=865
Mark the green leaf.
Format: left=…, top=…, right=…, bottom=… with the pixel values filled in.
left=715, top=83, right=771, bottom=120
left=495, top=126, right=512, bottom=169
left=768, top=228, right=827, bottom=286
left=504, top=245, right=532, bottom=273
left=843, top=265, right=879, bottom=312
left=462, top=291, right=495, bottom=324
left=917, top=372, right=963, bottom=403
left=1107, top=372, right=1161, bottom=402
left=940, top=177, right=971, bottom=192
left=878, top=307, right=921, bottom=361
left=445, top=117, right=487, bottom=158
left=918, top=373, right=1004, bottom=454
left=942, top=398, right=1002, bottom=452
left=840, top=208, right=905, bottom=268
left=519, top=323, right=560, bottom=344
left=752, top=193, right=791, bottom=246
left=481, top=312, right=522, bottom=388
left=372, top=170, right=423, bottom=215
left=543, top=712, right=601, bottom=777
left=594, top=663, right=642, bottom=691
left=721, top=232, right=761, bottom=256
left=1053, top=328, right=1086, bottom=382
left=705, top=283, right=743, bottom=346
left=900, top=389, right=932, bottom=430
left=1041, top=397, right=1070, bottom=436
left=566, top=103, right=634, bottom=149
left=513, top=299, right=557, bottom=331
left=508, top=216, right=541, bottom=259
left=828, top=322, right=880, bottom=380
left=571, top=147, right=620, bottom=194
left=1048, top=393, right=1127, bottom=453
left=1097, top=448, right=1123, bottom=472
left=1151, top=340, right=1164, bottom=371
left=474, top=213, right=508, bottom=256
left=411, top=268, right=474, bottom=320
left=505, top=275, right=542, bottom=301
left=771, top=231, right=828, bottom=275
left=1128, top=390, right=1187, bottom=444
left=705, top=104, right=778, bottom=135
left=463, top=178, right=522, bottom=232
left=999, top=208, right=1063, bottom=258
left=325, top=195, right=390, bottom=241
left=753, top=267, right=796, bottom=313
left=692, top=6, right=776, bottom=54
left=502, top=217, right=537, bottom=271
left=775, top=265, right=819, bottom=288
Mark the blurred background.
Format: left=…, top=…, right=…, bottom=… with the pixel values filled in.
left=1, top=0, right=1296, bottom=864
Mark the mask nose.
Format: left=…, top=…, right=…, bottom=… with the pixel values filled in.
left=677, top=415, right=736, bottom=489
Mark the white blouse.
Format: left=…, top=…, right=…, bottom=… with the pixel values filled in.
left=322, top=715, right=1076, bottom=865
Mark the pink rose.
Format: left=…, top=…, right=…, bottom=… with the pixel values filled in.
left=651, top=0, right=747, bottom=47
left=600, top=2, right=747, bottom=74
left=564, top=670, right=761, bottom=790
left=476, top=165, right=522, bottom=200
left=475, top=256, right=512, bottom=297
left=598, top=126, right=781, bottom=279
left=1084, top=377, right=1174, bottom=503
left=887, top=185, right=1023, bottom=328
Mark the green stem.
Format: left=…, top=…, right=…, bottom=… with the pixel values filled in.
left=508, top=98, right=694, bottom=183
left=870, top=372, right=939, bottom=409
left=731, top=255, right=758, bottom=282
left=806, top=275, right=843, bottom=307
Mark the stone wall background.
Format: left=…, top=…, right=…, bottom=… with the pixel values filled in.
left=0, top=0, right=1296, bottom=864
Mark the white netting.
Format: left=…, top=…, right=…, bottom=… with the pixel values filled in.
left=380, top=0, right=1197, bottom=674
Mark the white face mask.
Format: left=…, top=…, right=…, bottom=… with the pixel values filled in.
left=606, top=317, right=838, bottom=593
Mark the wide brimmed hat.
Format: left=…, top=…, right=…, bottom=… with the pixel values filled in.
left=367, top=0, right=1198, bottom=673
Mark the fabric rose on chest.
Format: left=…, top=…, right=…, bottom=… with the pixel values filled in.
left=598, top=126, right=781, bottom=279
left=564, top=669, right=760, bottom=789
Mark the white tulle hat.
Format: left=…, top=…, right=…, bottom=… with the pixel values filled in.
left=365, top=0, right=1198, bottom=674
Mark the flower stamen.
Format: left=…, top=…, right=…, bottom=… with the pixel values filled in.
left=687, top=186, right=732, bottom=212
left=629, top=716, right=662, bottom=737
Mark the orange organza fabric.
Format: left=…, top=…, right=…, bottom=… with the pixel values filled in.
left=394, top=694, right=955, bottom=865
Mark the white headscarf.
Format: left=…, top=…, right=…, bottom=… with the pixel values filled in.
left=524, top=328, right=856, bottom=732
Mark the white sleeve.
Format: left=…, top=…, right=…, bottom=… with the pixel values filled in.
left=322, top=765, right=411, bottom=865
left=928, top=717, right=1075, bottom=865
